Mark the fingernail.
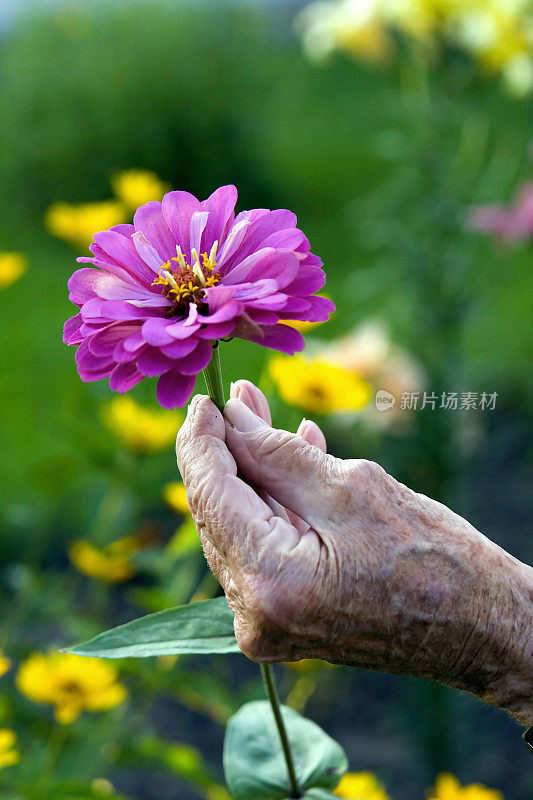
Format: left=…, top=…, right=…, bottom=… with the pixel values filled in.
left=229, top=381, right=237, bottom=398
left=224, top=398, right=265, bottom=432
left=296, top=417, right=307, bottom=436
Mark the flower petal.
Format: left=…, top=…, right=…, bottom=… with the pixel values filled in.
left=136, top=347, right=177, bottom=377
left=161, top=191, right=201, bottom=255
left=134, top=201, right=176, bottom=262
left=201, top=185, right=238, bottom=246
left=92, top=230, right=155, bottom=284
left=283, top=264, right=326, bottom=296
left=223, top=248, right=298, bottom=288
left=131, top=232, right=165, bottom=273
left=68, top=268, right=100, bottom=304
left=189, top=211, right=209, bottom=257
left=89, top=323, right=139, bottom=357
left=156, top=371, right=197, bottom=408
left=141, top=317, right=175, bottom=346
left=235, top=322, right=304, bottom=354
left=93, top=272, right=170, bottom=306
left=109, top=362, right=144, bottom=392
left=173, top=339, right=213, bottom=375
left=195, top=321, right=235, bottom=339
left=63, top=313, right=84, bottom=344
left=159, top=338, right=198, bottom=359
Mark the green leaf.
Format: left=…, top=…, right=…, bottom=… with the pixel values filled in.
left=223, top=700, right=348, bottom=800
left=64, top=596, right=241, bottom=658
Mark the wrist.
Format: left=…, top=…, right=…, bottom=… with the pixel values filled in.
left=448, top=548, right=533, bottom=726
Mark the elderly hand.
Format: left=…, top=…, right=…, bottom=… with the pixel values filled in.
left=176, top=380, right=533, bottom=725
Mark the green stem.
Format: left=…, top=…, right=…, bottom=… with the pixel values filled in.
left=202, top=344, right=301, bottom=799
left=202, top=343, right=225, bottom=412
left=261, top=664, right=301, bottom=798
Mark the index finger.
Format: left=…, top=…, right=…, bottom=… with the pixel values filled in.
left=176, top=395, right=298, bottom=574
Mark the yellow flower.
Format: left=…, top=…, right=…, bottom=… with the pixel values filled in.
left=298, top=0, right=533, bottom=95
left=0, top=252, right=27, bottom=290
left=0, top=652, right=11, bottom=678
left=428, top=773, right=503, bottom=800
left=101, top=396, right=182, bottom=453
left=446, top=1, right=533, bottom=95
left=111, top=169, right=170, bottom=211
left=17, top=653, right=127, bottom=725
left=334, top=770, right=389, bottom=800
left=268, top=355, right=371, bottom=415
left=298, top=0, right=392, bottom=63
left=45, top=200, right=125, bottom=250
left=0, top=729, right=20, bottom=770
left=69, top=534, right=149, bottom=583
left=163, top=481, right=190, bottom=514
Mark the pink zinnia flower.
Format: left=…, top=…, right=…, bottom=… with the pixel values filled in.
left=64, top=185, right=334, bottom=407
left=468, top=182, right=533, bottom=243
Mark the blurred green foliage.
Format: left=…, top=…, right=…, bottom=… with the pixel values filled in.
left=0, top=1, right=532, bottom=799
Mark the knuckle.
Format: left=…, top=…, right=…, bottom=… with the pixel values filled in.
left=348, top=458, right=386, bottom=484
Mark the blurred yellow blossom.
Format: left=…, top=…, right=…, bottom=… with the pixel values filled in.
left=112, top=169, right=170, bottom=211
left=269, top=355, right=371, bottom=415
left=101, top=396, right=182, bottom=453
left=297, top=0, right=391, bottom=63
left=0, top=729, right=20, bottom=770
left=0, top=653, right=11, bottom=678
left=298, top=0, right=533, bottom=95
left=163, top=481, right=190, bottom=514
left=167, top=519, right=202, bottom=558
left=428, top=773, right=503, bottom=800
left=0, top=253, right=27, bottom=290
left=334, top=770, right=389, bottom=800
left=17, top=653, right=127, bottom=725
left=446, top=1, right=533, bottom=95
left=69, top=532, right=153, bottom=583
left=45, top=200, right=125, bottom=250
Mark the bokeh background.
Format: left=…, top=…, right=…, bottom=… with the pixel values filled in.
left=0, top=1, right=532, bottom=799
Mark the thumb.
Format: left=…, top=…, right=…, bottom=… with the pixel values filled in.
left=224, top=398, right=345, bottom=528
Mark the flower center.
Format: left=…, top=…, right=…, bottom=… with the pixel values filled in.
left=59, top=680, right=83, bottom=696
left=152, top=241, right=221, bottom=313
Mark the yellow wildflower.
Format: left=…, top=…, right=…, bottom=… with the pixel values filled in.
left=268, top=355, right=371, bottom=415
left=45, top=200, right=125, bottom=251
left=17, top=653, right=127, bottom=725
left=298, top=0, right=392, bottom=63
left=0, top=653, right=11, bottom=678
left=69, top=533, right=150, bottom=583
left=0, top=252, right=27, bottom=290
left=163, top=481, right=190, bottom=515
left=101, top=396, right=182, bottom=453
left=111, top=169, right=170, bottom=211
left=446, top=1, right=533, bottom=95
left=298, top=0, right=533, bottom=95
left=0, top=729, right=20, bottom=770
left=428, top=773, right=503, bottom=800
left=334, top=770, right=389, bottom=800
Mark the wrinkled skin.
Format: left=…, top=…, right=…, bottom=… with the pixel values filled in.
left=176, top=381, right=533, bottom=725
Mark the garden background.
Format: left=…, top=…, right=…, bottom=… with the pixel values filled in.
left=0, top=1, right=532, bottom=799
